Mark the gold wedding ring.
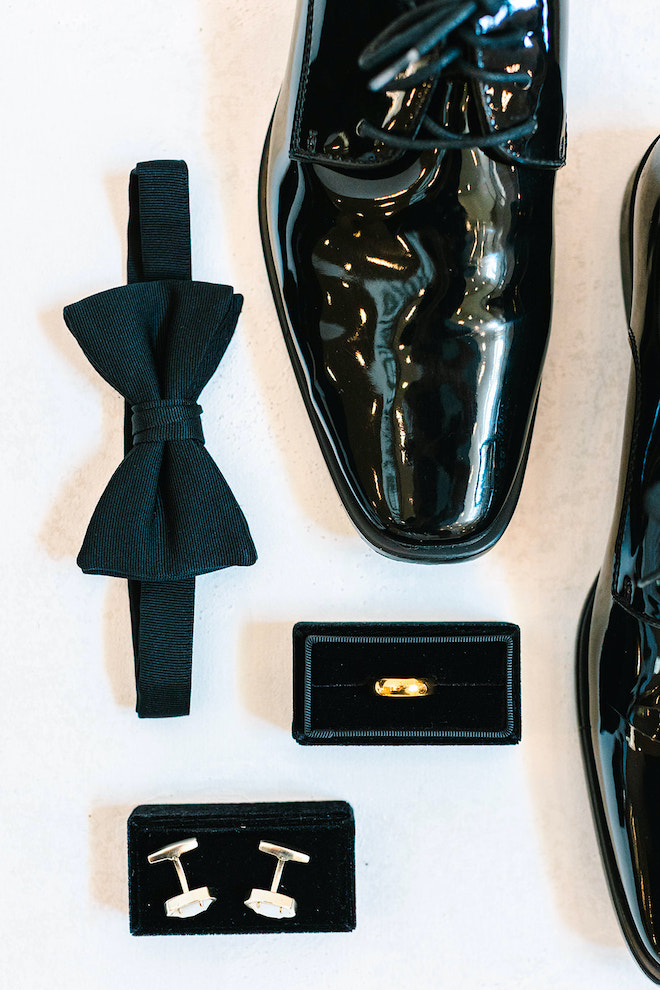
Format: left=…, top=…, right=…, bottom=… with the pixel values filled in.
left=374, top=677, right=431, bottom=698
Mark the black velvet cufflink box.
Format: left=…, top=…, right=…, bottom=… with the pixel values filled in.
left=293, top=622, right=520, bottom=745
left=128, top=802, right=355, bottom=935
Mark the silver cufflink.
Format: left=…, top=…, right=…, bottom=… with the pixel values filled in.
left=244, top=841, right=310, bottom=919
left=147, top=837, right=216, bottom=919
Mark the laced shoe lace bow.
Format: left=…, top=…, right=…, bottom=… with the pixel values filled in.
left=356, top=0, right=538, bottom=151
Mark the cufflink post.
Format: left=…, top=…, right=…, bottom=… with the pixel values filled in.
left=147, top=837, right=216, bottom=919
left=245, top=841, right=310, bottom=919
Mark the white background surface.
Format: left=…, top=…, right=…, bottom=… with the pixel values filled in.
left=1, top=0, right=657, bottom=986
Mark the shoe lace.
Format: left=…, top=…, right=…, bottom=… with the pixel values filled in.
left=356, top=0, right=538, bottom=151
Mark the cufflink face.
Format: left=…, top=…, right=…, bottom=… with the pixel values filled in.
left=245, top=841, right=311, bottom=919
left=147, top=837, right=216, bottom=919
left=244, top=889, right=298, bottom=920
left=163, top=888, right=216, bottom=919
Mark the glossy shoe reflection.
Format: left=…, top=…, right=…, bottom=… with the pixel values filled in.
left=578, top=136, right=660, bottom=983
left=260, top=0, right=566, bottom=561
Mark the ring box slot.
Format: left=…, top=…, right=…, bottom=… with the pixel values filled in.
left=293, top=622, right=520, bottom=745
left=128, top=801, right=356, bottom=935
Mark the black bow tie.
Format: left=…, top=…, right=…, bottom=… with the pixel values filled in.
left=64, top=161, right=256, bottom=717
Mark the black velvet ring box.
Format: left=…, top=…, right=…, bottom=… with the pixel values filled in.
left=128, top=801, right=356, bottom=935
left=293, top=622, right=521, bottom=745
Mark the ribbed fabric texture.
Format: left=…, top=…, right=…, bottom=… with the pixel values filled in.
left=131, top=399, right=204, bottom=444
left=64, top=160, right=257, bottom=717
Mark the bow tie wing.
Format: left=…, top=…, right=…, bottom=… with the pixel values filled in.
left=63, top=280, right=243, bottom=403
left=77, top=441, right=257, bottom=580
left=158, top=281, right=244, bottom=399
left=64, top=279, right=256, bottom=581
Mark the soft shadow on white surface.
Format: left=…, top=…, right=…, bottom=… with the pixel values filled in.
left=37, top=303, right=122, bottom=560
left=200, top=0, right=355, bottom=542
left=37, top=302, right=136, bottom=710
left=89, top=804, right=134, bottom=914
left=36, top=167, right=135, bottom=562
left=238, top=622, right=293, bottom=732
left=102, top=171, right=133, bottom=262
left=102, top=579, right=136, bottom=710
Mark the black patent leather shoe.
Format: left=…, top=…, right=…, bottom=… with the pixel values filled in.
left=260, top=0, right=566, bottom=561
left=578, top=136, right=660, bottom=983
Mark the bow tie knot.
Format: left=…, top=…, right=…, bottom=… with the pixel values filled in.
left=131, top=399, right=204, bottom=445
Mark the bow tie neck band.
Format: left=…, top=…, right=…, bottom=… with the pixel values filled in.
left=64, top=160, right=257, bottom=717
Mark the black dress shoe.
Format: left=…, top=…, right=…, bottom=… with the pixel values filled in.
left=260, top=0, right=565, bottom=561
left=578, top=135, right=660, bottom=983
